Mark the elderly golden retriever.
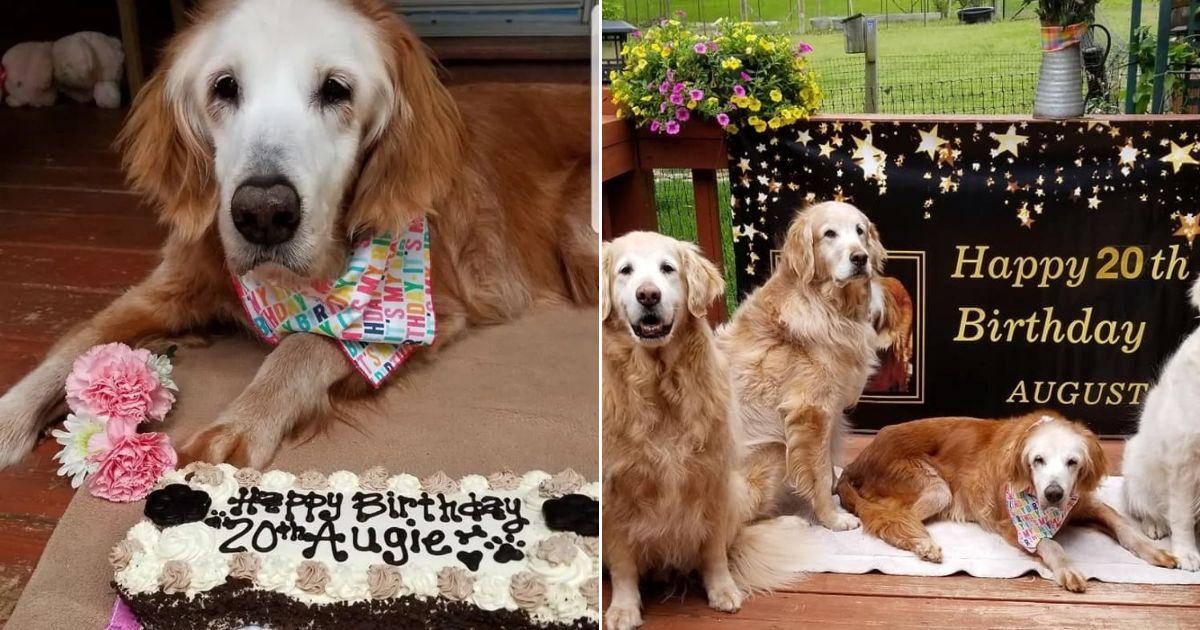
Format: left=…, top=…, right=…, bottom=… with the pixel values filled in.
left=837, top=411, right=1177, bottom=591
left=603, top=232, right=801, bottom=630
left=719, top=201, right=884, bottom=531
left=0, top=0, right=594, bottom=468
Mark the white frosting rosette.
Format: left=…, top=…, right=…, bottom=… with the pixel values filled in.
left=543, top=582, right=588, bottom=620
left=190, top=553, right=231, bottom=592
left=471, top=574, right=515, bottom=611
left=156, top=468, right=189, bottom=487
left=326, top=563, right=369, bottom=601
left=201, top=464, right=242, bottom=504
left=388, top=474, right=422, bottom=496
left=256, top=554, right=299, bottom=593
left=126, top=521, right=162, bottom=551
left=401, top=565, right=438, bottom=598
left=118, top=553, right=163, bottom=595
left=258, top=470, right=296, bottom=493
left=581, top=481, right=601, bottom=499
left=327, top=471, right=360, bottom=493
left=529, top=547, right=593, bottom=590
left=157, top=522, right=217, bottom=563
left=517, top=471, right=551, bottom=494
left=458, top=474, right=490, bottom=494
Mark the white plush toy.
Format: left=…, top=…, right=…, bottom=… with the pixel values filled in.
left=2, top=42, right=56, bottom=107
left=52, top=32, right=124, bottom=108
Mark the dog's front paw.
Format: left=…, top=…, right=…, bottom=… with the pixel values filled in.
left=821, top=511, right=861, bottom=532
left=913, top=539, right=943, bottom=564
left=706, top=582, right=743, bottom=613
left=604, top=604, right=643, bottom=630
left=0, top=400, right=41, bottom=469
left=1174, top=549, right=1200, bottom=572
left=1147, top=548, right=1178, bottom=570
left=1053, top=567, right=1088, bottom=592
left=178, top=422, right=274, bottom=468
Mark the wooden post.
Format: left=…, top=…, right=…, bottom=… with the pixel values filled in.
left=691, top=169, right=728, bottom=322
left=116, top=0, right=145, bottom=96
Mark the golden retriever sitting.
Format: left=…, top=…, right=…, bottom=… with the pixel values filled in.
left=720, top=201, right=885, bottom=531
left=603, top=232, right=801, bottom=630
left=836, top=411, right=1177, bottom=591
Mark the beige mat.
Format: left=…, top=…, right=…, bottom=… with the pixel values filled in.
left=6, top=307, right=597, bottom=629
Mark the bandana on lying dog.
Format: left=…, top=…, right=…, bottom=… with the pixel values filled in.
left=233, top=217, right=435, bottom=387
left=1004, top=483, right=1078, bottom=552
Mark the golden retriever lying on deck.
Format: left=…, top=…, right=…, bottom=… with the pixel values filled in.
left=837, top=411, right=1177, bottom=591
left=719, top=201, right=885, bottom=531
left=0, top=0, right=595, bottom=468
left=602, top=232, right=801, bottom=630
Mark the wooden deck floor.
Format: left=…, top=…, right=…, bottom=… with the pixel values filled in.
left=1, top=108, right=1197, bottom=627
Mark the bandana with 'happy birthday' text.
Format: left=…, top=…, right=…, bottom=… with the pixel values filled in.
left=1004, top=483, right=1078, bottom=552
left=233, top=217, right=435, bottom=387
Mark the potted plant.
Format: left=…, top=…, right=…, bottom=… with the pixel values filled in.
left=608, top=18, right=822, bottom=135
left=1024, top=0, right=1100, bottom=118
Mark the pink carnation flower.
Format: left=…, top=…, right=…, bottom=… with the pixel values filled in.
left=65, top=343, right=174, bottom=427
left=88, top=432, right=177, bottom=502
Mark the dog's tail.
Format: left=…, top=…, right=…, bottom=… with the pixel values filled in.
left=728, top=515, right=807, bottom=593
left=1191, top=275, right=1200, bottom=312
left=835, top=473, right=925, bottom=546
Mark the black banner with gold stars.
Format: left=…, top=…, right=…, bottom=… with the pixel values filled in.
left=729, top=118, right=1200, bottom=434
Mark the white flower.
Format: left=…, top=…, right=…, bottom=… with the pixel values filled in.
left=51, top=412, right=109, bottom=488
left=147, top=353, right=178, bottom=391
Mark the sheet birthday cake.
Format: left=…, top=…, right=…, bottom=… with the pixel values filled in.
left=110, top=463, right=599, bottom=629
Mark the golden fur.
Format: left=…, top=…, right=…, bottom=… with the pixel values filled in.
left=0, top=0, right=595, bottom=469
left=837, top=411, right=1177, bottom=591
left=719, top=201, right=885, bottom=531
left=867, top=276, right=913, bottom=393
left=602, top=232, right=801, bottom=630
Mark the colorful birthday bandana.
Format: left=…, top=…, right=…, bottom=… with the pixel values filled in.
left=233, top=217, right=435, bottom=387
left=1004, top=483, right=1078, bottom=552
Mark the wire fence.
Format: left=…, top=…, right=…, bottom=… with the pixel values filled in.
left=605, top=0, right=1035, bottom=27
left=652, top=169, right=740, bottom=311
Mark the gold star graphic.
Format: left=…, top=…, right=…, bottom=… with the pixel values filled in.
left=737, top=157, right=752, bottom=171
left=990, top=125, right=1029, bottom=158
left=1088, top=196, right=1101, bottom=209
left=939, top=176, right=958, bottom=193
left=1159, top=141, right=1198, bottom=174
left=818, top=142, right=835, bottom=158
left=1118, top=142, right=1140, bottom=166
left=1175, top=214, right=1199, bottom=246
left=915, top=125, right=948, bottom=160
left=851, top=135, right=887, bottom=182
left=796, top=130, right=813, bottom=145
left=1017, top=204, right=1034, bottom=228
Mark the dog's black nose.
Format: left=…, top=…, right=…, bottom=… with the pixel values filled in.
left=231, top=177, right=301, bottom=246
left=850, top=252, right=869, bottom=268
left=636, top=284, right=661, bottom=307
left=1044, top=484, right=1064, bottom=504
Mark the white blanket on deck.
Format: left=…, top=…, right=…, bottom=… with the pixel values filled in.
left=783, top=475, right=1200, bottom=585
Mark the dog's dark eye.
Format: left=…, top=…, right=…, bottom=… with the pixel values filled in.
left=618, top=265, right=633, bottom=276
left=660, top=263, right=675, bottom=274
left=213, top=75, right=239, bottom=103
left=1066, top=458, right=1078, bottom=467
left=1033, top=456, right=1045, bottom=466
left=856, top=225, right=865, bottom=236
left=823, top=229, right=837, bottom=239
left=319, top=77, right=352, bottom=106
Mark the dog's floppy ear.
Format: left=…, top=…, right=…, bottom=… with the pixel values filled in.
left=117, top=66, right=216, bottom=244
left=347, top=6, right=466, bottom=235
left=1003, top=419, right=1035, bottom=490
left=866, top=219, right=887, bottom=275
left=783, top=209, right=815, bottom=283
left=600, top=242, right=613, bottom=321
left=681, top=242, right=724, bottom=319
left=1075, top=422, right=1108, bottom=492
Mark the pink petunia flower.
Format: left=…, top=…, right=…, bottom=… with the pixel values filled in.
left=689, top=89, right=704, bottom=101
left=88, top=432, right=177, bottom=502
left=796, top=42, right=814, bottom=54
left=740, top=72, right=752, bottom=82
left=669, top=92, right=685, bottom=106
left=65, top=343, right=175, bottom=426
left=716, top=112, right=731, bottom=126
left=676, top=107, right=690, bottom=122
left=665, top=121, right=681, bottom=134
left=649, top=120, right=661, bottom=132
left=693, top=43, right=709, bottom=54
left=733, top=85, right=746, bottom=97
left=659, top=81, right=670, bottom=95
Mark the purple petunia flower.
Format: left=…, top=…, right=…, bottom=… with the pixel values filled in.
left=672, top=82, right=686, bottom=93
left=693, top=42, right=709, bottom=54
left=667, top=69, right=676, bottom=82
left=733, top=85, right=746, bottom=97
left=665, top=121, right=681, bottom=135
left=676, top=107, right=690, bottom=121
left=740, top=71, right=752, bottom=82
left=716, top=112, right=730, bottom=126
left=689, top=89, right=704, bottom=101
left=796, top=42, right=813, bottom=54
left=650, top=120, right=661, bottom=133
left=669, top=92, right=685, bottom=106
left=659, top=81, right=669, bottom=95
